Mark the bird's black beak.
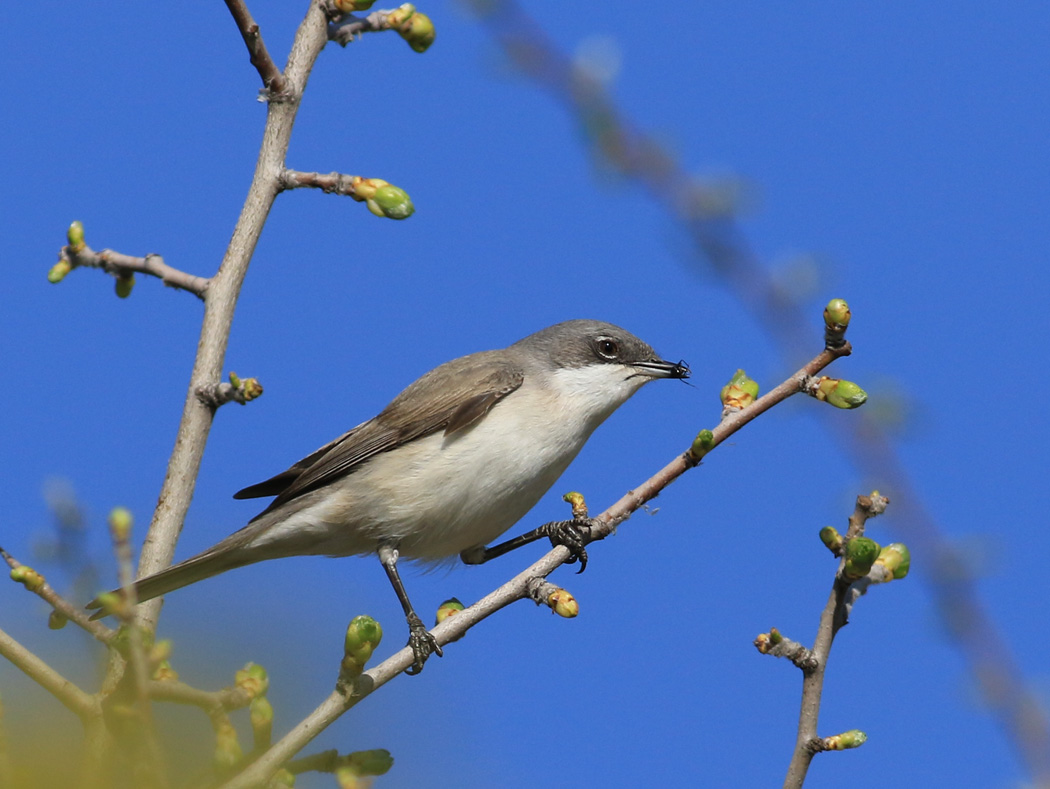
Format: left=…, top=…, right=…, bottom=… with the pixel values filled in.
left=635, top=358, right=690, bottom=380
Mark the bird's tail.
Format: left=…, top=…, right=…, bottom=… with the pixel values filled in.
left=86, top=544, right=251, bottom=620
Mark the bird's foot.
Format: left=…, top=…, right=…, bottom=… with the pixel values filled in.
left=404, top=612, right=442, bottom=675
left=541, top=517, right=599, bottom=573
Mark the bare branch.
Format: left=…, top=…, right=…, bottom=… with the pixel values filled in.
left=134, top=1, right=331, bottom=634
left=222, top=0, right=288, bottom=97
left=58, top=243, right=209, bottom=300
left=279, top=169, right=360, bottom=196
left=0, top=625, right=97, bottom=720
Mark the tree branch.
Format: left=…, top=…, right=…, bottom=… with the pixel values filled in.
left=222, top=0, right=288, bottom=96
left=57, top=243, right=209, bottom=300
left=134, top=1, right=330, bottom=634
left=0, top=625, right=97, bottom=720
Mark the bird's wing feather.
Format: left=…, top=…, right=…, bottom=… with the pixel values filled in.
left=238, top=351, right=524, bottom=520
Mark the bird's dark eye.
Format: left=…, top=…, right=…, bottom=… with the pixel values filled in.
left=595, top=337, right=620, bottom=360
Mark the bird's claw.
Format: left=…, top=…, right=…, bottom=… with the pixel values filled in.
left=404, top=612, right=442, bottom=675
left=543, top=518, right=596, bottom=573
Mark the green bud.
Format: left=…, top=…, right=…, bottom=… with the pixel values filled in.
left=347, top=748, right=394, bottom=776
left=823, top=729, right=867, bottom=750
left=91, top=591, right=124, bottom=618
left=250, top=696, right=274, bottom=747
left=67, top=221, right=85, bottom=251
left=386, top=3, right=416, bottom=28
left=814, top=377, right=867, bottom=409
left=48, top=610, right=68, bottom=630
left=548, top=588, right=579, bottom=618
left=344, top=615, right=383, bottom=665
left=48, top=259, right=72, bottom=283
left=335, top=766, right=363, bottom=789
left=397, top=10, right=436, bottom=53
left=108, top=507, right=133, bottom=542
left=213, top=719, right=243, bottom=770
left=819, top=526, right=843, bottom=553
left=842, top=537, right=881, bottom=581
left=235, top=662, right=270, bottom=698
left=10, top=565, right=45, bottom=592
left=720, top=369, right=759, bottom=409
left=768, top=627, right=783, bottom=644
left=823, top=298, right=851, bottom=329
left=436, top=597, right=465, bottom=625
left=350, top=176, right=387, bottom=201
left=228, top=371, right=242, bottom=387
left=240, top=377, right=264, bottom=401
left=149, top=639, right=174, bottom=664
left=273, top=769, right=296, bottom=787
left=115, top=274, right=135, bottom=298
left=367, top=185, right=415, bottom=220
left=691, top=429, right=715, bottom=456
left=562, top=491, right=588, bottom=519
left=874, top=542, right=911, bottom=580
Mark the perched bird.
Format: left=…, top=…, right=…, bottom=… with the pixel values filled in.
left=90, top=319, right=688, bottom=672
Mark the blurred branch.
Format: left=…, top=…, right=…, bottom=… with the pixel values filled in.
left=469, top=0, right=1050, bottom=781
left=222, top=338, right=850, bottom=787
left=0, top=625, right=97, bottom=720
left=1, top=547, right=115, bottom=643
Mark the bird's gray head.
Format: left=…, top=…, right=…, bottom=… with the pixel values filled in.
left=511, top=319, right=690, bottom=382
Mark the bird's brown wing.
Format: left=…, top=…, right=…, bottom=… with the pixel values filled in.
left=234, top=350, right=524, bottom=520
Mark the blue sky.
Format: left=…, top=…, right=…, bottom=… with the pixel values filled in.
left=2, top=2, right=1049, bottom=787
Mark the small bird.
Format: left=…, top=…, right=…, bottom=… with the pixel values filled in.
left=90, top=319, right=688, bottom=672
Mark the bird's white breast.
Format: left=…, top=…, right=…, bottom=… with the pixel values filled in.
left=250, top=363, right=651, bottom=561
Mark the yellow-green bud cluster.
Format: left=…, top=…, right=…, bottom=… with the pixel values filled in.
left=108, top=507, right=134, bottom=542
left=48, top=610, right=68, bottom=630
left=814, top=377, right=867, bottom=409
left=842, top=537, right=880, bottom=581
left=690, top=428, right=715, bottom=458
left=562, top=490, right=588, bottom=520
left=387, top=4, right=436, bottom=52
left=67, top=221, right=86, bottom=252
left=346, top=749, right=394, bottom=777
left=350, top=177, right=415, bottom=220
left=435, top=597, right=464, bottom=625
left=213, top=718, right=243, bottom=771
left=823, top=298, right=851, bottom=330
left=48, top=259, right=72, bottom=283
left=822, top=729, right=867, bottom=750
left=250, top=696, right=274, bottom=748
left=115, top=273, right=135, bottom=298
left=720, top=369, right=759, bottom=409
left=548, top=588, right=579, bottom=618
left=874, top=542, right=911, bottom=580
left=342, top=615, right=383, bottom=678
left=819, top=526, right=843, bottom=554
left=234, top=663, right=270, bottom=699
left=10, top=565, right=45, bottom=592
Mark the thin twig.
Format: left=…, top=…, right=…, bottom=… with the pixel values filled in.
left=279, top=169, right=359, bottom=196
left=223, top=0, right=288, bottom=96
left=783, top=494, right=889, bottom=788
left=327, top=9, right=396, bottom=46
left=60, top=244, right=209, bottom=299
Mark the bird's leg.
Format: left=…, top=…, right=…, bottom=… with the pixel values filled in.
left=377, top=543, right=442, bottom=675
left=459, top=517, right=601, bottom=574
